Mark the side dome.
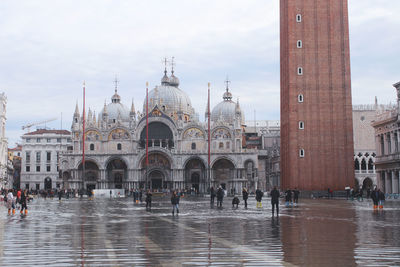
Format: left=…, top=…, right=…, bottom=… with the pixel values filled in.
left=99, top=89, right=130, bottom=121
left=211, top=87, right=244, bottom=124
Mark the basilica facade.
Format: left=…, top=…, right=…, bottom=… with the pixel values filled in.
left=60, top=68, right=259, bottom=194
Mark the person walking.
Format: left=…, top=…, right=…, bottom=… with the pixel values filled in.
left=242, top=188, right=249, bottom=208
left=145, top=190, right=152, bottom=211
left=293, top=188, right=300, bottom=206
left=210, top=187, right=216, bottom=205
left=58, top=189, right=63, bottom=201
left=285, top=189, right=292, bottom=207
left=371, top=187, right=379, bottom=210
left=270, top=187, right=280, bottom=216
left=171, top=191, right=180, bottom=215
left=255, top=188, right=264, bottom=208
left=378, top=189, right=385, bottom=209
left=20, top=189, right=28, bottom=215
left=216, top=186, right=224, bottom=208
left=7, top=189, right=15, bottom=215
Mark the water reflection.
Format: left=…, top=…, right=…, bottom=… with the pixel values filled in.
left=0, top=197, right=399, bottom=266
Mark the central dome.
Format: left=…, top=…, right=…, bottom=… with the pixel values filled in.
left=143, top=70, right=194, bottom=117
left=211, top=87, right=244, bottom=125
left=99, top=89, right=130, bottom=122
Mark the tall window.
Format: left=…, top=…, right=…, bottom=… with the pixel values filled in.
left=90, top=144, right=94, bottom=151
left=298, top=94, right=304, bottom=103
left=191, top=143, right=196, bottom=150
left=387, top=133, right=391, bottom=154
left=297, top=40, right=302, bottom=48
left=297, top=67, right=303, bottom=75
left=395, top=132, right=398, bottom=152
left=299, top=121, right=304, bottom=130
left=26, top=152, right=31, bottom=162
left=296, top=14, right=302, bottom=22
left=381, top=135, right=385, bottom=155
left=219, top=142, right=224, bottom=149
left=117, top=143, right=122, bottom=150
left=46, top=152, right=51, bottom=162
left=36, top=166, right=40, bottom=172
left=36, top=138, right=41, bottom=143
left=47, top=138, right=51, bottom=143
left=299, top=149, right=305, bottom=158
left=46, top=165, right=51, bottom=172
left=26, top=166, right=30, bottom=172
left=36, top=152, right=41, bottom=163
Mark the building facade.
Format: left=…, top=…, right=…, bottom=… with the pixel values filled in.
left=0, top=93, right=8, bottom=188
left=20, top=130, right=72, bottom=190
left=372, top=82, right=400, bottom=194
left=280, top=0, right=354, bottom=191
left=60, top=69, right=261, bottom=194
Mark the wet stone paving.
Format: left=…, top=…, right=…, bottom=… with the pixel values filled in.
left=0, top=195, right=400, bottom=266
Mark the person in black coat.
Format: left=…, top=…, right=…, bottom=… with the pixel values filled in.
left=270, top=187, right=280, bottom=216
left=145, top=190, right=152, bottom=210
left=210, top=187, right=216, bottom=205
left=378, top=189, right=385, bottom=209
left=216, top=186, right=224, bottom=207
left=20, top=189, right=28, bottom=215
left=285, top=189, right=293, bottom=207
left=171, top=191, right=180, bottom=215
left=232, top=195, right=240, bottom=208
left=255, top=189, right=264, bottom=208
left=242, top=188, right=249, bottom=208
left=371, top=187, right=379, bottom=210
left=293, top=188, right=300, bottom=206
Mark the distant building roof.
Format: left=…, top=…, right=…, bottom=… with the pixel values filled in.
left=8, top=145, right=22, bottom=151
left=23, top=129, right=71, bottom=136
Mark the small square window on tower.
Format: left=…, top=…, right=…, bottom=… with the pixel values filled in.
left=296, top=14, right=302, bottom=22
left=297, top=40, right=302, bottom=48
left=299, top=149, right=305, bottom=158
left=298, top=94, right=304, bottom=103
left=297, top=67, right=303, bottom=75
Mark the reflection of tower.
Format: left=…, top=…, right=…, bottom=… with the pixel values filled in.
left=280, top=0, right=354, bottom=191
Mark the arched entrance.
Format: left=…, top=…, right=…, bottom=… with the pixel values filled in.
left=363, top=177, right=373, bottom=190
left=184, top=158, right=206, bottom=193
left=212, top=158, right=234, bottom=190
left=44, top=177, right=52, bottom=190
left=62, top=171, right=70, bottom=189
left=148, top=170, right=164, bottom=190
left=141, top=152, right=171, bottom=190
left=106, top=158, right=128, bottom=189
left=78, top=161, right=100, bottom=191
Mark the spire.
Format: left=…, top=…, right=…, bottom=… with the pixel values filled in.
left=130, top=98, right=136, bottom=114
left=223, top=77, right=233, bottom=101
left=161, top=57, right=170, bottom=85
left=169, top=56, right=180, bottom=87
left=93, top=111, right=96, bottom=124
left=111, top=76, right=121, bottom=103
left=74, top=101, right=80, bottom=115
left=103, top=100, right=108, bottom=114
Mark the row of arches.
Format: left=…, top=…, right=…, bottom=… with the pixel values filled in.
left=354, top=157, right=374, bottom=172
left=63, top=153, right=256, bottom=192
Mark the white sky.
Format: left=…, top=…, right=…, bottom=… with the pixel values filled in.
left=1, top=0, right=399, bottom=147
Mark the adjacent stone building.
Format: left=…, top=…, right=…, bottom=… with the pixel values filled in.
left=0, top=93, right=8, bottom=188
left=20, top=129, right=72, bottom=190
left=372, top=82, right=400, bottom=194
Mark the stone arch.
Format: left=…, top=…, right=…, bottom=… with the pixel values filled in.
left=184, top=156, right=207, bottom=193
left=354, top=158, right=360, bottom=170
left=139, top=121, right=174, bottom=149
left=106, top=157, right=128, bottom=189
left=77, top=160, right=100, bottom=186
left=361, top=158, right=367, bottom=171
left=362, top=177, right=373, bottom=190
left=136, top=116, right=177, bottom=141
left=212, top=157, right=235, bottom=190
left=368, top=158, right=374, bottom=171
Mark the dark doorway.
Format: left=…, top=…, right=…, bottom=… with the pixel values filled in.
left=115, top=173, right=123, bottom=189
left=363, top=177, right=373, bottom=190
left=149, top=170, right=164, bottom=190
left=152, top=179, right=162, bottom=190
left=44, top=177, right=52, bottom=190
left=191, top=172, right=200, bottom=192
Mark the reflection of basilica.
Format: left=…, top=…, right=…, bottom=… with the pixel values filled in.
left=60, top=64, right=259, bottom=193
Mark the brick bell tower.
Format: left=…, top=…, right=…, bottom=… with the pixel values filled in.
left=280, top=0, right=354, bottom=191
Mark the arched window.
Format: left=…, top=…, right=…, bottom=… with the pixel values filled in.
left=368, top=158, right=374, bottom=171
left=191, top=142, right=196, bottom=150
left=219, top=142, right=224, bottom=149
left=298, top=94, right=304, bottom=103
left=299, top=121, right=304, bottom=130
left=296, top=14, right=302, bottom=22
left=226, top=142, right=230, bottom=149
left=117, top=143, right=122, bottom=150
left=297, top=40, right=302, bottom=48
left=354, top=158, right=360, bottom=170
left=90, top=144, right=94, bottom=151
left=297, top=67, right=303, bottom=75
left=299, top=149, right=305, bottom=158
left=361, top=158, right=367, bottom=170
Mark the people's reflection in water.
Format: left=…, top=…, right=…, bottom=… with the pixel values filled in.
left=270, top=216, right=280, bottom=239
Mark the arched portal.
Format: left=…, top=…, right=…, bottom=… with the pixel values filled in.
left=363, top=177, right=373, bottom=190
left=44, top=177, right=52, bottom=190
left=106, top=158, right=128, bottom=189
left=140, top=122, right=174, bottom=149
left=62, top=171, right=70, bottom=189
left=184, top=158, right=206, bottom=193
left=78, top=161, right=100, bottom=191
left=212, top=158, right=234, bottom=190
left=141, top=152, right=171, bottom=190
left=148, top=170, right=165, bottom=190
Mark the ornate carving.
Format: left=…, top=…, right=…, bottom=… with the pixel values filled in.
left=85, top=130, right=101, bottom=141
left=183, top=127, right=204, bottom=139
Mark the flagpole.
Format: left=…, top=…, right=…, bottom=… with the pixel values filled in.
left=82, top=81, right=86, bottom=190
left=207, top=83, right=211, bottom=191
left=145, top=82, right=149, bottom=190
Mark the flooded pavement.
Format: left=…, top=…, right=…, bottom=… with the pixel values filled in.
left=0, top=196, right=399, bottom=266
